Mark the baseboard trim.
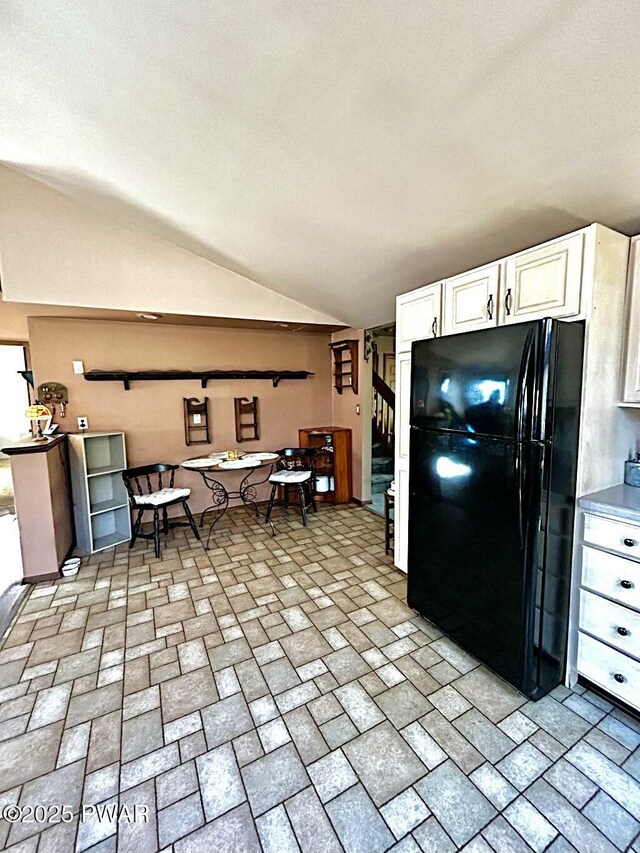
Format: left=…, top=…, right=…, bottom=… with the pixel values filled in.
left=23, top=571, right=61, bottom=584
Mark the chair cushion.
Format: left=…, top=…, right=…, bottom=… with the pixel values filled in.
left=134, top=487, right=191, bottom=507
left=269, top=470, right=312, bottom=484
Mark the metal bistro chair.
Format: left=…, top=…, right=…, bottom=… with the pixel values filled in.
left=265, top=448, right=318, bottom=527
left=122, top=463, right=200, bottom=558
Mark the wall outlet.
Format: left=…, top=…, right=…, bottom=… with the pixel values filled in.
left=72, top=360, right=84, bottom=375
left=77, top=416, right=89, bottom=431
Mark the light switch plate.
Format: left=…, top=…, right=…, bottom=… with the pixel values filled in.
left=77, top=416, right=89, bottom=430
left=72, top=360, right=84, bottom=375
left=193, top=413, right=202, bottom=425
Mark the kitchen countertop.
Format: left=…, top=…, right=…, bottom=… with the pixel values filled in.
left=578, top=484, right=640, bottom=525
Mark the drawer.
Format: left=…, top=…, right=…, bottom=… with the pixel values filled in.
left=577, top=631, right=640, bottom=711
left=583, top=513, right=640, bottom=560
left=579, top=589, right=640, bottom=660
left=582, top=546, right=640, bottom=611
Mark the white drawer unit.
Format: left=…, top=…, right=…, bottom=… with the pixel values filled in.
left=576, top=509, right=640, bottom=712
left=577, top=632, right=640, bottom=709
left=583, top=513, right=640, bottom=560
left=581, top=546, right=640, bottom=611
left=579, top=589, right=640, bottom=661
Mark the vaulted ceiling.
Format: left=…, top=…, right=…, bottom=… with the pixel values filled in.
left=2, top=0, right=640, bottom=328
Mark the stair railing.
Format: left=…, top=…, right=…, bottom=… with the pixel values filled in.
left=372, top=370, right=395, bottom=455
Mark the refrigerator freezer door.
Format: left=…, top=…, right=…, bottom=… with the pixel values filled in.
left=407, top=428, right=543, bottom=696
left=411, top=320, right=543, bottom=439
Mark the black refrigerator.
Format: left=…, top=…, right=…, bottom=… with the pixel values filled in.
left=408, top=318, right=584, bottom=699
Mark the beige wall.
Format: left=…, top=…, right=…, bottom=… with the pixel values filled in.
left=0, top=165, right=341, bottom=326
left=0, top=293, right=29, bottom=341
left=29, top=317, right=332, bottom=514
left=331, top=328, right=369, bottom=503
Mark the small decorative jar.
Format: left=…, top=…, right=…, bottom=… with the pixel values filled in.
left=624, top=459, right=640, bottom=488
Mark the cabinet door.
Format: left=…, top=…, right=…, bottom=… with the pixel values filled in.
left=622, top=237, right=640, bottom=404
left=394, top=466, right=408, bottom=573
left=442, top=264, right=500, bottom=335
left=396, top=282, right=442, bottom=352
left=393, top=352, right=412, bottom=573
left=395, top=353, right=412, bottom=466
left=501, top=233, right=583, bottom=324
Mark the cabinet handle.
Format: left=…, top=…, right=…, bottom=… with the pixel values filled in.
left=623, top=538, right=636, bottom=547
left=487, top=294, right=494, bottom=320
left=617, top=626, right=629, bottom=637
left=614, top=673, right=626, bottom=684
left=620, top=579, right=633, bottom=589
left=505, top=288, right=512, bottom=316
left=431, top=317, right=438, bottom=337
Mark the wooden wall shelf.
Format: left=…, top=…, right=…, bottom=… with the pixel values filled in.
left=329, top=340, right=358, bottom=394
left=84, top=369, right=314, bottom=390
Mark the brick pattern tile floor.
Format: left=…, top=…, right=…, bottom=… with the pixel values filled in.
left=0, top=503, right=639, bottom=853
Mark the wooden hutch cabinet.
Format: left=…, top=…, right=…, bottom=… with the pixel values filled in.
left=298, top=426, right=352, bottom=504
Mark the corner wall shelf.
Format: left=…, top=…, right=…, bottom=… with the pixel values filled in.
left=84, top=369, right=314, bottom=390
left=329, top=340, right=358, bottom=394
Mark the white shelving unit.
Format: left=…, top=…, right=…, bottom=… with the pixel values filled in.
left=68, top=432, right=131, bottom=554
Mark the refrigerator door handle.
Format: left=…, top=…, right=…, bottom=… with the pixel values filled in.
left=516, top=440, right=543, bottom=550
left=515, top=441, right=526, bottom=546
left=514, top=329, right=537, bottom=443
left=514, top=329, right=536, bottom=546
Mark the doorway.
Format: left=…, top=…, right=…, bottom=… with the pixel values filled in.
left=364, top=323, right=395, bottom=516
left=0, top=342, right=30, bottom=516
left=0, top=342, right=30, bottom=632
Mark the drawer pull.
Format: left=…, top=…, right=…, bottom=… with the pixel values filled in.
left=614, top=673, right=626, bottom=683
left=620, top=580, right=634, bottom=589
left=617, top=626, right=629, bottom=636
left=623, top=538, right=637, bottom=547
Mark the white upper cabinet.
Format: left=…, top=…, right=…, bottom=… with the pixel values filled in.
left=621, top=237, right=640, bottom=405
left=500, top=233, right=584, bottom=324
left=396, top=282, right=442, bottom=352
left=442, top=263, right=500, bottom=336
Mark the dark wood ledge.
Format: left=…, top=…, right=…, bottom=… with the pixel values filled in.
left=1, top=434, right=67, bottom=456
left=84, top=369, right=314, bottom=389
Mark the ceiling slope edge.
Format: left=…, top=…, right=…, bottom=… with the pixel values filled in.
left=0, top=164, right=345, bottom=327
